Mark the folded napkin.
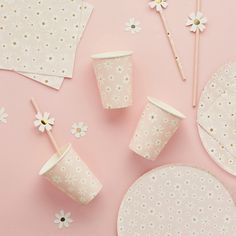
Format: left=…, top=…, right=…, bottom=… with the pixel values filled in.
left=0, top=0, right=93, bottom=89
left=198, top=82, right=236, bottom=158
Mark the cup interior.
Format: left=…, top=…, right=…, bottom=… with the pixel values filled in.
left=91, top=51, right=133, bottom=59
left=39, top=144, right=71, bottom=176
left=147, top=97, right=186, bottom=119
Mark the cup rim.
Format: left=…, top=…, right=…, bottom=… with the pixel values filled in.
left=147, top=97, right=186, bottom=119
left=91, top=51, right=133, bottom=59
left=39, top=144, right=72, bottom=176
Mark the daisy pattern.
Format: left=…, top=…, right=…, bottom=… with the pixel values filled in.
left=116, top=65, right=124, bottom=73
left=149, top=113, right=157, bottom=122
left=149, top=0, right=168, bottom=12
left=65, top=173, right=78, bottom=186
left=34, top=112, right=55, bottom=132
left=125, top=18, right=141, bottom=34
left=71, top=122, right=88, bottom=138
left=186, top=12, right=207, bottom=32
left=54, top=210, right=73, bottom=229
left=0, top=107, right=8, bottom=124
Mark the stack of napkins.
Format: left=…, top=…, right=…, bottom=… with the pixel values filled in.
left=0, top=0, right=93, bottom=89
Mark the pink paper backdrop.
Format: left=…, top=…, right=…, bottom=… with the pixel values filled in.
left=1, top=0, right=236, bottom=235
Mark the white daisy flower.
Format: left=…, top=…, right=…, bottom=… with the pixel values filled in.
left=149, top=0, right=168, bottom=12
left=186, top=11, right=207, bottom=32
left=116, top=65, right=124, bottom=73
left=71, top=122, right=88, bottom=138
left=0, top=107, right=8, bottom=124
left=54, top=210, right=73, bottom=229
left=149, top=113, right=157, bottom=122
left=104, top=61, right=113, bottom=69
left=125, top=18, right=142, bottom=34
left=34, top=112, right=55, bottom=132
left=52, top=175, right=62, bottom=184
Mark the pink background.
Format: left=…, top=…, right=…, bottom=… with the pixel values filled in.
left=1, top=0, right=236, bottom=235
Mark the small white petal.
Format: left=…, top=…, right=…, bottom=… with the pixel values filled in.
left=190, top=24, right=197, bottom=32
left=35, top=112, right=43, bottom=120
left=65, top=212, right=71, bottom=218
left=186, top=19, right=193, bottom=26
left=34, top=120, right=41, bottom=127
left=148, top=1, right=156, bottom=8
left=201, top=17, right=208, bottom=24
left=45, top=123, right=52, bottom=131
left=43, top=112, right=50, bottom=120
left=161, top=2, right=168, bottom=8
left=189, top=12, right=196, bottom=20
left=39, top=125, right=45, bottom=132
left=198, top=24, right=206, bottom=32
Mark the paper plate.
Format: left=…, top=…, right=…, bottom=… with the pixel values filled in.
left=117, top=165, right=236, bottom=236
left=197, top=62, right=236, bottom=175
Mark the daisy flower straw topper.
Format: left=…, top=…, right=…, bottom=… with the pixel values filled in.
left=148, top=0, right=186, bottom=81
left=31, top=98, right=61, bottom=155
left=148, top=0, right=168, bottom=12
left=186, top=0, right=208, bottom=107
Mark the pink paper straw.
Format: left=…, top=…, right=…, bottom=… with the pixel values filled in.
left=159, top=10, right=186, bottom=81
left=192, top=0, right=201, bottom=107
left=31, top=98, right=61, bottom=155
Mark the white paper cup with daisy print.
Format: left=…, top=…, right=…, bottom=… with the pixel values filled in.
left=129, top=97, right=186, bottom=160
left=39, top=144, right=102, bottom=204
left=91, top=51, right=133, bottom=109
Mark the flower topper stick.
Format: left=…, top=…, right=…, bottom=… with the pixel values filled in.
left=193, top=0, right=201, bottom=107
left=159, top=11, right=186, bottom=81
left=31, top=98, right=61, bottom=155
left=186, top=0, right=207, bottom=107
left=149, top=0, right=186, bottom=81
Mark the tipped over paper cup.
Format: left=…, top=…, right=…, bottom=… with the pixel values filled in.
left=129, top=97, right=186, bottom=161
left=91, top=51, right=133, bottom=109
left=39, top=144, right=102, bottom=204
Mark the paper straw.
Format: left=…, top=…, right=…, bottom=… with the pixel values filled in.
left=159, top=10, right=186, bottom=81
left=31, top=98, right=61, bottom=155
left=192, top=0, right=201, bottom=107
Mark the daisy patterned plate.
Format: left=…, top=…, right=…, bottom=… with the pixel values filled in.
left=117, top=165, right=236, bottom=236
left=197, top=62, right=236, bottom=176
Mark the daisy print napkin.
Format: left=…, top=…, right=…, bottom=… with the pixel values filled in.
left=198, top=86, right=236, bottom=158
left=0, top=0, right=93, bottom=89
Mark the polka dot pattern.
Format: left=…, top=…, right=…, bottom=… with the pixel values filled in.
left=118, top=165, right=236, bottom=236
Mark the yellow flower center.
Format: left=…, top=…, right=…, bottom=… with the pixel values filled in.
left=194, top=19, right=200, bottom=25
left=41, top=119, right=47, bottom=125
left=155, top=0, right=162, bottom=3
left=76, top=128, right=81, bottom=133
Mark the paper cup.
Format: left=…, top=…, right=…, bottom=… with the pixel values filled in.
left=91, top=51, right=133, bottom=109
left=39, top=144, right=102, bottom=204
left=129, top=97, right=186, bottom=160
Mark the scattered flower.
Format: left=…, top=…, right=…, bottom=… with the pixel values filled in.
left=0, top=107, right=8, bottom=124
left=71, top=122, right=88, bottom=138
left=54, top=210, right=73, bottom=229
left=125, top=18, right=141, bottom=34
left=34, top=112, right=55, bottom=132
left=149, top=0, right=168, bottom=12
left=186, top=11, right=207, bottom=32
